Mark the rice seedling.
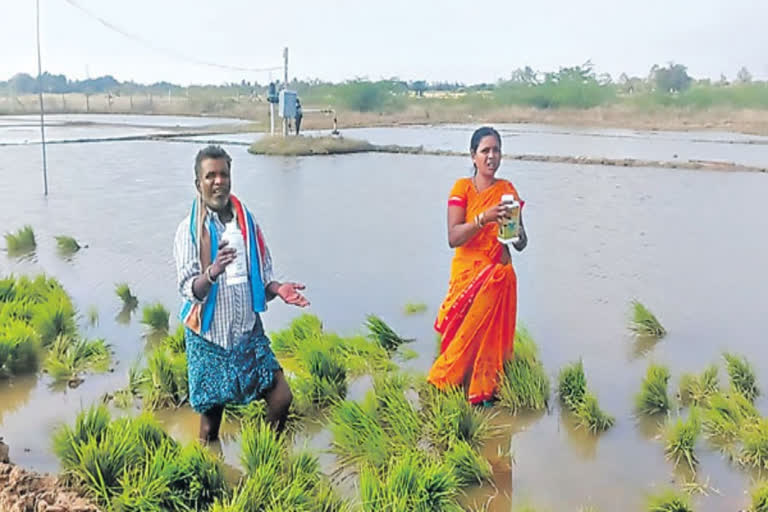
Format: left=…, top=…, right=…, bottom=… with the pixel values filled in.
left=421, top=385, right=493, bottom=451
left=225, top=400, right=266, bottom=424
left=302, top=343, right=348, bottom=407
left=170, top=442, right=227, bottom=509
left=575, top=392, right=615, bottom=434
left=702, top=391, right=759, bottom=444
left=52, top=405, right=111, bottom=469
left=163, top=324, right=186, bottom=354
left=646, top=489, right=693, bottom=512
left=30, top=291, right=77, bottom=346
left=240, top=419, right=286, bottom=476
left=403, top=302, right=427, bottom=315
left=330, top=399, right=390, bottom=470
left=140, top=347, right=188, bottom=409
left=0, top=318, right=41, bottom=377
left=43, top=335, right=110, bottom=387
left=372, top=374, right=422, bottom=447
left=740, top=418, right=768, bottom=470
left=498, top=327, right=550, bottom=414
left=0, top=276, right=15, bottom=301
left=270, top=313, right=323, bottom=356
left=141, top=303, right=169, bottom=333
left=629, top=299, right=666, bottom=338
left=724, top=352, right=759, bottom=402
left=444, top=439, right=493, bottom=486
left=4, top=225, right=36, bottom=255
left=635, top=363, right=671, bottom=416
left=679, top=365, right=719, bottom=407
left=115, top=282, right=138, bottom=308
left=365, top=314, right=414, bottom=352
left=558, top=360, right=587, bottom=411
left=397, top=347, right=419, bottom=362
left=86, top=305, right=99, bottom=327
left=54, top=235, right=81, bottom=254
left=664, top=408, right=701, bottom=472
left=359, top=454, right=463, bottom=512
left=750, top=481, right=768, bottom=512
left=112, top=440, right=178, bottom=511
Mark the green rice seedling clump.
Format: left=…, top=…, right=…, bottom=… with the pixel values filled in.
left=141, top=303, right=169, bottom=332
left=498, top=327, right=550, bottom=414
left=115, top=282, right=138, bottom=307
left=558, top=360, right=587, bottom=411
left=664, top=408, right=701, bottom=472
left=750, top=481, right=768, bottom=512
left=55, top=235, right=81, bottom=254
left=702, top=391, right=759, bottom=444
left=724, top=352, right=759, bottom=402
left=575, top=392, right=615, bottom=434
left=629, top=299, right=666, bottom=338
left=646, top=489, right=693, bottom=512
left=43, top=335, right=110, bottom=386
left=420, top=384, right=493, bottom=451
left=740, top=418, right=768, bottom=470
left=140, top=347, right=188, bottom=410
left=4, top=225, right=36, bottom=255
left=636, top=363, right=671, bottom=415
left=365, top=314, right=414, bottom=352
left=679, top=365, right=719, bottom=407
left=444, top=439, right=493, bottom=486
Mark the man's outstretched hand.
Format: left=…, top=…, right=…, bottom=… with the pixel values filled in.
left=276, top=282, right=309, bottom=307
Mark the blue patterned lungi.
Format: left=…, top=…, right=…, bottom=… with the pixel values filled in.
left=185, top=315, right=281, bottom=413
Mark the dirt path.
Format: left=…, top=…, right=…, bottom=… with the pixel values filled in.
left=0, top=462, right=99, bottom=512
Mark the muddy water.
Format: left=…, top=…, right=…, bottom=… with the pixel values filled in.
left=1, top=117, right=768, bottom=510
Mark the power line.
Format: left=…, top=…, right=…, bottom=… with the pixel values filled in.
left=61, top=0, right=283, bottom=74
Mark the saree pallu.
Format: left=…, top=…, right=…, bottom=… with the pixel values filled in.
left=428, top=178, right=519, bottom=404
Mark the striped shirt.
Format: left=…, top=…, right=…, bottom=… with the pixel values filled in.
left=173, top=206, right=274, bottom=349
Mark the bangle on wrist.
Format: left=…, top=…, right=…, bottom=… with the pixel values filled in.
left=205, top=265, right=217, bottom=284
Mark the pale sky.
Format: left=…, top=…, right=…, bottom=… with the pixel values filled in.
left=3, top=0, right=767, bottom=85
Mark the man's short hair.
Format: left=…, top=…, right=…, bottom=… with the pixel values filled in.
left=194, top=145, right=232, bottom=180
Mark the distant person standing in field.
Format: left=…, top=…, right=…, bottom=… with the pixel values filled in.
left=174, top=145, right=310, bottom=441
left=295, top=98, right=303, bottom=135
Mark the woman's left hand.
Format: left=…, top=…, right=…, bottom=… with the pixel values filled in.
left=276, top=282, right=310, bottom=307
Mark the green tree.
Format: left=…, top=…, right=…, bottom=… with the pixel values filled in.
left=652, top=63, right=692, bottom=93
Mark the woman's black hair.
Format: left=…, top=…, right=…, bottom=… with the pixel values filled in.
left=470, top=126, right=502, bottom=175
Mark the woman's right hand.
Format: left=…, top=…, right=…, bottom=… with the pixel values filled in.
left=482, top=203, right=509, bottom=225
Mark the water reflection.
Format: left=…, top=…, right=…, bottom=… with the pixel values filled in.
left=0, top=375, right=37, bottom=424
left=559, top=408, right=599, bottom=460
left=115, top=302, right=138, bottom=325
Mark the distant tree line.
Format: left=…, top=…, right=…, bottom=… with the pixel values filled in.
left=2, top=62, right=765, bottom=112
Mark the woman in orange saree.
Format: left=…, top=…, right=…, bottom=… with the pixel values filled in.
left=428, top=127, right=528, bottom=405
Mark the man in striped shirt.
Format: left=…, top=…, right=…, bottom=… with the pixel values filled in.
left=174, top=145, right=309, bottom=441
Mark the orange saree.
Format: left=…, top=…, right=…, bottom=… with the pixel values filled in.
left=428, top=177, right=520, bottom=404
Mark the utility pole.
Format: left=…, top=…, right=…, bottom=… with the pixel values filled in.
left=282, top=47, right=288, bottom=136
left=35, top=0, right=48, bottom=196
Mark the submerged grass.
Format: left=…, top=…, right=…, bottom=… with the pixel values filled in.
left=4, top=225, right=36, bottom=255
left=679, top=365, right=719, bottom=407
left=43, top=334, right=110, bottom=387
left=636, top=363, right=671, bottom=416
left=664, top=408, right=701, bottom=472
left=498, top=327, right=549, bottom=414
left=629, top=300, right=666, bottom=338
left=646, top=489, right=693, bottom=512
left=403, top=302, right=428, bottom=315
left=724, top=352, right=759, bottom=402
left=141, top=303, right=169, bottom=333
